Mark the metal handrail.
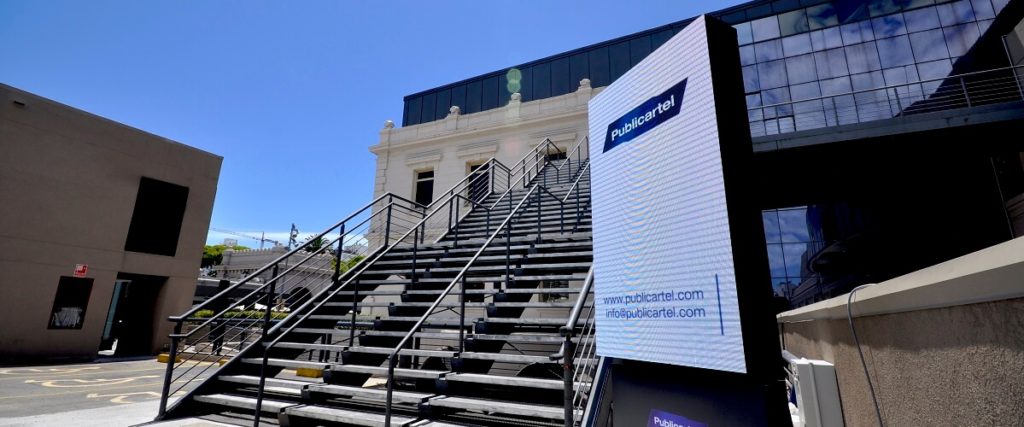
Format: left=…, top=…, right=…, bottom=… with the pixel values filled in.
left=552, top=266, right=595, bottom=354
left=174, top=135, right=582, bottom=423
left=381, top=173, right=590, bottom=425
left=562, top=161, right=591, bottom=204
left=157, top=218, right=378, bottom=417
left=383, top=183, right=542, bottom=426
left=169, top=207, right=388, bottom=338
left=750, top=65, right=1024, bottom=137
left=753, top=64, right=1024, bottom=112
left=170, top=193, right=402, bottom=322
left=161, top=153, right=508, bottom=419
left=250, top=154, right=535, bottom=424
left=550, top=267, right=595, bottom=427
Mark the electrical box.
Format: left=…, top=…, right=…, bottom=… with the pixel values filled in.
left=783, top=351, right=844, bottom=427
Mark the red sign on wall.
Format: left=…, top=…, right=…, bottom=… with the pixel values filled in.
left=73, top=264, right=88, bottom=278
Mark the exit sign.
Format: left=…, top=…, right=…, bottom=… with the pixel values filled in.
left=73, top=264, right=88, bottom=278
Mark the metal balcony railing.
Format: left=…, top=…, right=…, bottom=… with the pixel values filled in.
left=749, top=65, right=1024, bottom=138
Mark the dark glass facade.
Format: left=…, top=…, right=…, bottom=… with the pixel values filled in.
left=401, top=0, right=1024, bottom=310
left=402, top=0, right=1014, bottom=128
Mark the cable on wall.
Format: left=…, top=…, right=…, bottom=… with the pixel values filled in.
left=848, top=283, right=884, bottom=427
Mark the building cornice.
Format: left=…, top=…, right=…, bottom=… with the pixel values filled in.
left=370, top=83, right=601, bottom=154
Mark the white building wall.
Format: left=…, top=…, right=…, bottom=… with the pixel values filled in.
left=370, top=79, right=602, bottom=205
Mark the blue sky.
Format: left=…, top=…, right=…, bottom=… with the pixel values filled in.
left=0, top=0, right=737, bottom=247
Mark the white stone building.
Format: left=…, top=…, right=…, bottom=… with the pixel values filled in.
left=370, top=80, right=600, bottom=206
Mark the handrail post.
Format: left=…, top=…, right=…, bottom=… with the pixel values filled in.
left=384, top=204, right=393, bottom=247
left=893, top=87, right=903, bottom=114
left=411, top=228, right=419, bottom=286
left=384, top=355, right=397, bottom=427
left=263, top=264, right=278, bottom=336
left=447, top=200, right=454, bottom=238
left=505, top=217, right=512, bottom=290
left=255, top=263, right=277, bottom=427
left=454, top=199, right=461, bottom=247
left=158, top=321, right=182, bottom=417
left=332, top=224, right=345, bottom=283
left=575, top=185, right=581, bottom=227
left=560, top=198, right=565, bottom=234
left=253, top=353, right=269, bottom=426
left=960, top=77, right=971, bottom=107
left=830, top=96, right=839, bottom=126
left=350, top=279, right=359, bottom=344
left=536, top=189, right=542, bottom=243
left=458, top=274, right=467, bottom=356
left=562, top=338, right=577, bottom=427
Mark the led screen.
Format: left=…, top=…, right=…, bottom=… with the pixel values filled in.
left=589, top=16, right=747, bottom=373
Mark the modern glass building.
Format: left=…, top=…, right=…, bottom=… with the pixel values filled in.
left=396, top=0, right=1024, bottom=309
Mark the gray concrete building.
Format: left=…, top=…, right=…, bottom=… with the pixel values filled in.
left=0, top=84, right=221, bottom=362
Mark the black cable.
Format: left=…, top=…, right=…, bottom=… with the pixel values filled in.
left=848, top=284, right=884, bottom=427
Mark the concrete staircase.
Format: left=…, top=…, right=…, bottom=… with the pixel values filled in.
left=164, top=157, right=596, bottom=426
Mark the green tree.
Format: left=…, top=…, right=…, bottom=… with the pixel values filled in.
left=331, top=255, right=366, bottom=273
left=202, top=244, right=249, bottom=268
left=304, top=234, right=329, bottom=253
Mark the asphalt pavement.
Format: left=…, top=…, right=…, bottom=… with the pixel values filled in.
left=0, top=359, right=172, bottom=420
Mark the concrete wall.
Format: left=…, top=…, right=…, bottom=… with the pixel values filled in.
left=778, top=237, right=1024, bottom=426
left=0, top=84, right=221, bottom=361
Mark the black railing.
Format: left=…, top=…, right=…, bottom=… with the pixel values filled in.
left=381, top=174, right=592, bottom=426
left=550, top=266, right=596, bottom=427
left=246, top=136, right=587, bottom=424
left=749, top=65, right=1024, bottom=138
left=157, top=193, right=424, bottom=416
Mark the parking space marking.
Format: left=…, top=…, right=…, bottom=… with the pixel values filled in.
left=0, top=367, right=101, bottom=376
left=86, top=391, right=168, bottom=404
left=24, top=375, right=160, bottom=388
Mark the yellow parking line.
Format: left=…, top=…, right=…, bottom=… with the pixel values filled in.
left=0, top=366, right=167, bottom=381
left=0, top=378, right=201, bottom=400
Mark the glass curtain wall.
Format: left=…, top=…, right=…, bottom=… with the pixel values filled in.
left=739, top=0, right=1009, bottom=136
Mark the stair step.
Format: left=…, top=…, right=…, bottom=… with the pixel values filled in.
left=241, top=358, right=328, bottom=371
left=458, top=352, right=551, bottom=364
left=327, top=331, right=570, bottom=343
left=272, top=341, right=348, bottom=352
left=218, top=375, right=317, bottom=396
left=415, top=263, right=592, bottom=274
left=479, top=317, right=573, bottom=325
left=408, top=421, right=468, bottom=427
left=391, top=241, right=592, bottom=258
left=427, top=395, right=569, bottom=421
left=194, top=393, right=297, bottom=413
left=306, top=383, right=435, bottom=404
left=443, top=373, right=575, bottom=391
left=282, top=404, right=419, bottom=427
left=397, top=232, right=591, bottom=250
left=470, top=333, right=575, bottom=343
left=335, top=301, right=578, bottom=309
left=402, top=287, right=584, bottom=296
left=306, top=316, right=463, bottom=327
left=343, top=346, right=456, bottom=358
left=330, top=364, right=449, bottom=379
left=374, top=251, right=591, bottom=267
left=355, top=273, right=589, bottom=285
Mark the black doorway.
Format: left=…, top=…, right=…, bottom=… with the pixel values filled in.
left=99, top=273, right=166, bottom=357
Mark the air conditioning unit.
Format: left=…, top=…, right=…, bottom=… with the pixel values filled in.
left=783, top=350, right=844, bottom=427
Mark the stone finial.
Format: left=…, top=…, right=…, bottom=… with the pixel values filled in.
left=449, top=105, right=461, bottom=115
left=510, top=92, right=522, bottom=101
left=578, top=78, right=591, bottom=90
left=383, top=120, right=395, bottom=129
